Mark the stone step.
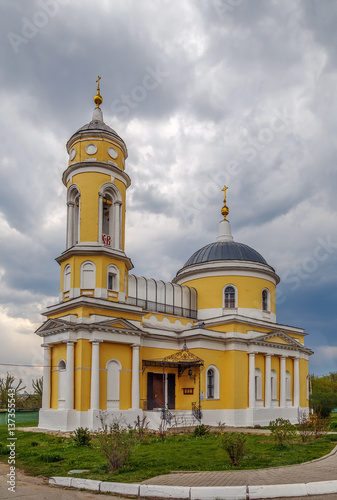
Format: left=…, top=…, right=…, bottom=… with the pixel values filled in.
left=168, top=411, right=199, bottom=427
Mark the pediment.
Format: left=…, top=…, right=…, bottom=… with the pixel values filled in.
left=254, top=331, right=302, bottom=348
left=35, top=318, right=72, bottom=336
left=35, top=316, right=142, bottom=337
left=93, top=318, right=142, bottom=332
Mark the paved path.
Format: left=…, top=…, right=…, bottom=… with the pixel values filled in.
left=142, top=445, right=337, bottom=487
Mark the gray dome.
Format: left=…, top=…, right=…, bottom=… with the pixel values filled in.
left=69, top=120, right=122, bottom=141
left=183, top=241, right=269, bottom=268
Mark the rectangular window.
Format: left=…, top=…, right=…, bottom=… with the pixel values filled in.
left=108, top=273, right=115, bottom=291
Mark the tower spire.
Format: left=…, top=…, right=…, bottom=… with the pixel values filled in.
left=221, top=185, right=229, bottom=221
left=92, top=76, right=104, bottom=122
left=94, top=76, right=103, bottom=108
left=217, top=186, right=233, bottom=242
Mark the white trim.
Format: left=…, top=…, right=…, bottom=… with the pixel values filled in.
left=64, top=165, right=130, bottom=189
left=199, top=307, right=277, bottom=323
left=174, top=260, right=279, bottom=285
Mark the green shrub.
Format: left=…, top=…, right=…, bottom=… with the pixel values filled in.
left=310, top=391, right=337, bottom=419
left=269, top=418, right=296, bottom=446
left=193, top=424, right=210, bottom=437
left=329, top=421, right=337, bottom=431
left=97, top=414, right=137, bottom=471
left=30, top=441, right=39, bottom=447
left=220, top=432, right=248, bottom=466
left=72, top=427, right=92, bottom=447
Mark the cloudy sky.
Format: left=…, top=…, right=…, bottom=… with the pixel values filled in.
left=1, top=0, right=336, bottom=389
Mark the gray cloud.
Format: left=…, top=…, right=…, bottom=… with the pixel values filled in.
left=0, top=0, right=336, bottom=379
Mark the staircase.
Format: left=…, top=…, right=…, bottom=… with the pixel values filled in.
left=168, top=411, right=199, bottom=428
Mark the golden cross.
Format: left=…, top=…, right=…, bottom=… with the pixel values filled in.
left=96, top=76, right=101, bottom=93
left=221, top=186, right=229, bottom=221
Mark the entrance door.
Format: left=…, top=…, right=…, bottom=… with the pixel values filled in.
left=147, top=372, right=175, bottom=410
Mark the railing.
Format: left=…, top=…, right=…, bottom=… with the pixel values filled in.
left=192, top=402, right=203, bottom=422
left=126, top=297, right=197, bottom=319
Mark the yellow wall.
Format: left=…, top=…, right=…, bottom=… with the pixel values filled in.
left=74, top=340, right=91, bottom=411
left=59, top=255, right=128, bottom=293
left=181, top=275, right=276, bottom=313
left=68, top=138, right=125, bottom=171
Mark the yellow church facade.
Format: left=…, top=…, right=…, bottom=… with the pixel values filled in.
left=36, top=82, right=312, bottom=431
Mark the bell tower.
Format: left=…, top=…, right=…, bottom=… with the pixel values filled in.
left=57, top=77, right=133, bottom=305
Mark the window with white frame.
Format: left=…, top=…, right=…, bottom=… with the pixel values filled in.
left=107, top=264, right=119, bottom=292
left=206, top=365, right=219, bottom=399
left=99, top=183, right=122, bottom=249
left=63, top=264, right=71, bottom=292
left=80, top=261, right=95, bottom=289
left=224, top=285, right=236, bottom=308
left=66, top=185, right=80, bottom=249
left=207, top=368, right=214, bottom=399
left=262, top=288, right=270, bottom=312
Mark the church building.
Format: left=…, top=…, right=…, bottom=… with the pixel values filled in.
left=36, top=80, right=312, bottom=431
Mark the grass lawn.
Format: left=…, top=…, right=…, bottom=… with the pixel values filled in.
left=1, top=423, right=337, bottom=483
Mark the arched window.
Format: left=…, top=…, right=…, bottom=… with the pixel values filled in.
left=207, top=369, right=214, bottom=399
left=57, top=359, right=66, bottom=409
left=255, top=368, right=262, bottom=400
left=99, top=183, right=122, bottom=250
left=66, top=185, right=80, bottom=248
left=107, top=265, right=119, bottom=291
left=106, top=359, right=122, bottom=409
left=206, top=365, right=220, bottom=399
left=224, top=285, right=236, bottom=309
left=271, top=369, right=278, bottom=402
left=262, top=289, right=270, bottom=312
left=80, top=261, right=95, bottom=289
left=63, top=265, right=71, bottom=292
left=286, top=371, right=291, bottom=401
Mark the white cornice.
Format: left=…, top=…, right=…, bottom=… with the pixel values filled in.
left=173, top=260, right=280, bottom=285
left=62, top=161, right=131, bottom=188
left=42, top=295, right=145, bottom=318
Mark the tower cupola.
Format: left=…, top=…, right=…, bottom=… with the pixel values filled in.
left=57, top=78, right=133, bottom=305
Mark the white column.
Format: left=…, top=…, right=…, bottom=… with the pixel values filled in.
left=131, top=345, right=140, bottom=410
left=90, top=341, right=101, bottom=410
left=114, top=203, right=120, bottom=249
left=280, top=356, right=286, bottom=408
left=42, top=345, right=51, bottom=410
left=98, top=193, right=103, bottom=244
left=293, top=357, right=300, bottom=407
left=65, top=341, right=75, bottom=410
left=248, top=353, right=255, bottom=408
left=66, top=202, right=74, bottom=249
left=264, top=355, right=271, bottom=408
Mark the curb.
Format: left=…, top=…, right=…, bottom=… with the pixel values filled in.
left=49, top=476, right=337, bottom=499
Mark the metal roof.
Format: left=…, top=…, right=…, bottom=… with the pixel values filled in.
left=183, top=240, right=269, bottom=268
